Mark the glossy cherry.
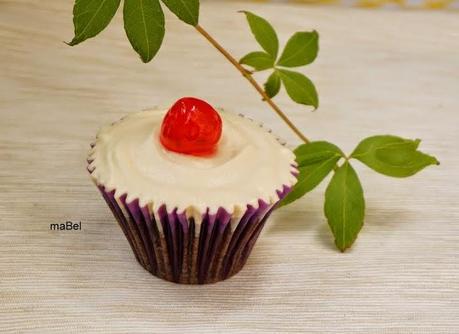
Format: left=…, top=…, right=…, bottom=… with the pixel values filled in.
left=160, top=97, right=222, bottom=156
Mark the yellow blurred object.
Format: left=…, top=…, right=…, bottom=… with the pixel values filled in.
left=244, top=0, right=459, bottom=10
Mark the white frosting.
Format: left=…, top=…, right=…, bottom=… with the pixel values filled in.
left=88, top=109, right=297, bottom=217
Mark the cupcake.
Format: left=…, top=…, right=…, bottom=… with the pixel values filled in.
left=88, top=97, right=297, bottom=284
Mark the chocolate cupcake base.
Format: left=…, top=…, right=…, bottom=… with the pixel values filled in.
left=98, top=185, right=291, bottom=284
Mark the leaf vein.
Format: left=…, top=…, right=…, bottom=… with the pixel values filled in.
left=74, top=0, right=109, bottom=41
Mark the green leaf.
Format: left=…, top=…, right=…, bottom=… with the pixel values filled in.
left=324, top=162, right=365, bottom=252
left=68, top=0, right=121, bottom=46
left=277, top=31, right=319, bottom=67
left=241, top=11, right=279, bottom=59
left=294, top=141, right=344, bottom=166
left=278, top=69, right=318, bottom=108
left=351, top=135, right=439, bottom=178
left=264, top=71, right=281, bottom=98
left=278, top=142, right=343, bottom=207
left=123, top=0, right=165, bottom=63
left=240, top=51, right=274, bottom=71
left=279, top=155, right=340, bottom=208
left=160, top=0, right=199, bottom=26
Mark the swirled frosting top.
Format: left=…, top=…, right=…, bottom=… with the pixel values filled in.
left=88, top=109, right=297, bottom=215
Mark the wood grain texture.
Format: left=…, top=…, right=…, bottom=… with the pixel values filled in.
left=0, top=1, right=458, bottom=333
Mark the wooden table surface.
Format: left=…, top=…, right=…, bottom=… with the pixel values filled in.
left=1, top=1, right=458, bottom=333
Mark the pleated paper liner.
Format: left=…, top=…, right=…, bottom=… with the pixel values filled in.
left=95, top=183, right=292, bottom=284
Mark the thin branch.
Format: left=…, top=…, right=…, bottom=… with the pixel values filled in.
left=195, top=24, right=310, bottom=144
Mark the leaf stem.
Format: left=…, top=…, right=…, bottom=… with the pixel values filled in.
left=195, top=24, right=310, bottom=144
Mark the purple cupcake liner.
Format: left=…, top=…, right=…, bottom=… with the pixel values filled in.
left=95, top=183, right=292, bottom=284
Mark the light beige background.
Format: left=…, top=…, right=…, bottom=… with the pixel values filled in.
left=1, top=1, right=458, bottom=333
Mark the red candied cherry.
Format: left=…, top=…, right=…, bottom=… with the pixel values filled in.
left=160, top=97, right=222, bottom=156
